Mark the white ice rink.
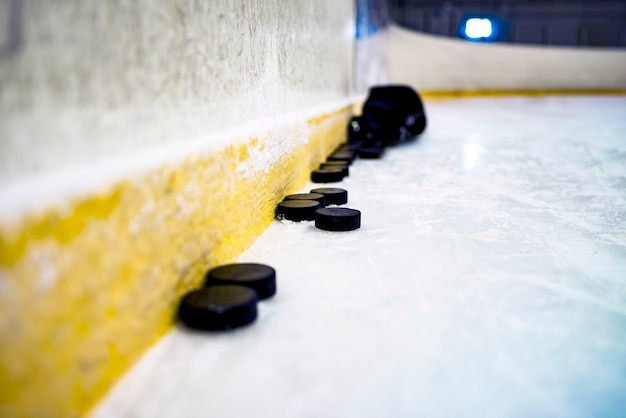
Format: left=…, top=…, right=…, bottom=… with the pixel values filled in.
left=94, top=96, right=626, bottom=418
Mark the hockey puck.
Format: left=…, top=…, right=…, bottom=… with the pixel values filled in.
left=315, top=207, right=361, bottom=231
left=205, top=263, right=276, bottom=299
left=322, top=160, right=350, bottom=167
left=359, top=144, right=385, bottom=159
left=311, top=167, right=345, bottom=183
left=178, top=285, right=258, bottom=331
left=327, top=150, right=356, bottom=163
left=310, top=187, right=348, bottom=205
left=276, top=199, right=320, bottom=221
left=334, top=144, right=359, bottom=155
left=320, top=163, right=349, bottom=177
left=336, top=142, right=361, bottom=152
left=284, top=193, right=326, bottom=207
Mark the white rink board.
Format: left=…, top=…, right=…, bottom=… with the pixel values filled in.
left=388, top=25, right=626, bottom=91
left=94, top=96, right=626, bottom=418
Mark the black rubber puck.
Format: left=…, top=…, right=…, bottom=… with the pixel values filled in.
left=206, top=263, right=276, bottom=300
left=284, top=192, right=326, bottom=207
left=359, top=145, right=385, bottom=159
left=336, top=143, right=361, bottom=152
left=315, top=207, right=361, bottom=231
left=320, top=163, right=349, bottom=177
left=178, top=285, right=258, bottom=331
left=311, top=168, right=345, bottom=183
left=322, top=160, right=350, bottom=166
left=327, top=150, right=356, bottom=163
left=348, top=140, right=364, bottom=149
left=310, top=187, right=348, bottom=205
left=276, top=199, right=320, bottom=221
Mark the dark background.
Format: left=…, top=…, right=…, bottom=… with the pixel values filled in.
left=388, top=0, right=626, bottom=47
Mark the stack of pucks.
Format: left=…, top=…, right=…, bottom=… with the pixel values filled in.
left=361, top=85, right=427, bottom=144
left=348, top=84, right=427, bottom=157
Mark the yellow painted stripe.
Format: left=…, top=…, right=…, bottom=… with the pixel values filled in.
left=0, top=106, right=353, bottom=418
left=421, top=89, right=626, bottom=99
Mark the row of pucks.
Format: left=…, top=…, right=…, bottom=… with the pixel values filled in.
left=277, top=132, right=364, bottom=231
left=177, top=85, right=428, bottom=332
left=275, top=107, right=398, bottom=230
left=311, top=146, right=360, bottom=231
left=177, top=154, right=356, bottom=330
left=303, top=84, right=428, bottom=229
left=177, top=145, right=354, bottom=330
left=310, top=141, right=359, bottom=183
left=276, top=139, right=363, bottom=222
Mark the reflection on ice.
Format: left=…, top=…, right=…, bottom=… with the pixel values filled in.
left=463, top=142, right=485, bottom=170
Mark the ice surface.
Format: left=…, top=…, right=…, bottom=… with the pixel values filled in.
left=94, top=96, right=626, bottom=418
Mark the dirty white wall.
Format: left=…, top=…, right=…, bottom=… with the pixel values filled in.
left=388, top=25, right=626, bottom=91
left=0, top=0, right=354, bottom=186
left=0, top=4, right=358, bottom=417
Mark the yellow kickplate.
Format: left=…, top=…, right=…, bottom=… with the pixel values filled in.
left=421, top=89, right=626, bottom=98
left=0, top=106, right=352, bottom=418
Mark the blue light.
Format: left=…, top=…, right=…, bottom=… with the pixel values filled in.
left=460, top=16, right=501, bottom=42
left=464, top=18, right=493, bottom=39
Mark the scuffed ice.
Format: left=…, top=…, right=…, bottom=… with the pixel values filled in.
left=94, top=96, right=626, bottom=418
